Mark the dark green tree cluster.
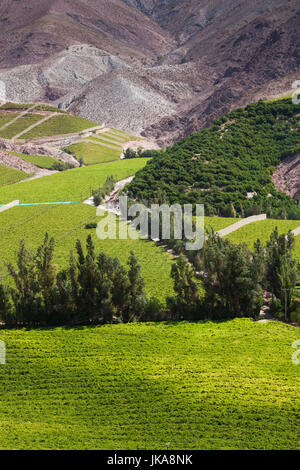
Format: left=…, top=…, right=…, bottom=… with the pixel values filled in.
left=51, top=161, right=75, bottom=172
left=0, top=234, right=149, bottom=327
left=170, top=229, right=299, bottom=321
left=127, top=99, right=300, bottom=219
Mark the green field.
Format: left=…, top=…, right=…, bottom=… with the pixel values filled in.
left=67, top=142, right=121, bottom=165
left=0, top=319, right=299, bottom=450
left=0, top=164, right=29, bottom=186
left=226, top=219, right=300, bottom=261
left=10, top=152, right=58, bottom=170
left=0, top=114, right=44, bottom=139
left=263, top=93, right=293, bottom=103
left=22, top=114, right=99, bottom=139
left=0, top=159, right=150, bottom=204
left=0, top=203, right=174, bottom=302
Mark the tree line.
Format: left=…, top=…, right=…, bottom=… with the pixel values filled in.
left=0, top=228, right=298, bottom=327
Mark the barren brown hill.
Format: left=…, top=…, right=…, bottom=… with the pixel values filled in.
left=0, top=0, right=299, bottom=142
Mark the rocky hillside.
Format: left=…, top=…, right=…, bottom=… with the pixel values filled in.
left=0, top=0, right=299, bottom=142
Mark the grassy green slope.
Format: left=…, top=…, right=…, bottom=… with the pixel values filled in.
left=0, top=165, right=29, bottom=186
left=0, top=159, right=150, bottom=204
left=128, top=98, right=300, bottom=218
left=0, top=204, right=174, bottom=302
left=0, top=158, right=171, bottom=300
left=91, top=136, right=123, bottom=148
left=0, top=320, right=299, bottom=450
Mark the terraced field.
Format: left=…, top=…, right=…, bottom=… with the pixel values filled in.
left=0, top=159, right=150, bottom=204
left=0, top=105, right=141, bottom=171
left=110, top=128, right=141, bottom=141
left=0, top=319, right=299, bottom=450
left=10, top=152, right=59, bottom=170
left=226, top=219, right=300, bottom=261
left=0, top=164, right=29, bottom=186
left=0, top=102, right=35, bottom=110
left=204, top=216, right=238, bottom=232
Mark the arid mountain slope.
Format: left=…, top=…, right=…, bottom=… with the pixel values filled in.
left=0, top=0, right=299, bottom=142
left=0, top=0, right=173, bottom=68
left=125, top=0, right=295, bottom=53
left=65, top=61, right=212, bottom=134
